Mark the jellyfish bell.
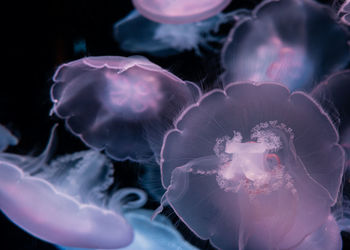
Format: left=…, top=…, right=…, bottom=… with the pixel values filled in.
left=57, top=209, right=198, bottom=250
left=51, top=56, right=201, bottom=163
left=159, top=82, right=344, bottom=249
left=131, top=0, right=231, bottom=24
left=0, top=126, right=148, bottom=249
left=0, top=124, right=18, bottom=152
left=221, top=0, right=350, bottom=91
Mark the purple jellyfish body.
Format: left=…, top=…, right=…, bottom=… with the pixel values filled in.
left=221, top=0, right=350, bottom=91
left=0, top=127, right=147, bottom=248
left=114, top=10, right=229, bottom=56
left=159, top=82, right=344, bottom=249
left=339, top=0, right=350, bottom=25
left=131, top=0, right=231, bottom=24
left=0, top=124, right=18, bottom=152
left=51, top=56, right=200, bottom=162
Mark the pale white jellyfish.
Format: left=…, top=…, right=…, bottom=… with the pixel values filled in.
left=0, top=126, right=147, bottom=248
left=131, top=0, right=231, bottom=24
left=159, top=82, right=344, bottom=249
left=51, top=56, right=200, bottom=163
left=57, top=209, right=198, bottom=250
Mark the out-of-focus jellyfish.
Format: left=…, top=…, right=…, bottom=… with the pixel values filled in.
left=114, top=10, right=240, bottom=56
left=131, top=0, right=231, bottom=24
left=221, top=0, right=350, bottom=91
left=159, top=82, right=344, bottom=249
left=311, top=70, right=350, bottom=167
left=51, top=56, right=200, bottom=163
left=0, top=124, right=18, bottom=152
left=338, top=0, right=350, bottom=25
left=57, top=209, right=197, bottom=250
left=0, top=126, right=147, bottom=249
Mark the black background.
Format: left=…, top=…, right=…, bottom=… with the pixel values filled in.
left=2, top=0, right=349, bottom=249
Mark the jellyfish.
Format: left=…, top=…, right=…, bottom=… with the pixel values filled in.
left=114, top=10, right=234, bottom=56
left=338, top=0, right=350, bottom=25
left=57, top=209, right=198, bottom=250
left=221, top=0, right=350, bottom=91
left=0, top=126, right=148, bottom=249
left=51, top=56, right=201, bottom=163
left=131, top=0, right=231, bottom=24
left=158, top=82, right=344, bottom=249
left=0, top=124, right=18, bottom=152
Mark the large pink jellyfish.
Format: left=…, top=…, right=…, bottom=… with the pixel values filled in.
left=0, top=127, right=147, bottom=249
left=159, top=82, right=344, bottom=249
left=131, top=0, right=231, bottom=24
left=51, top=56, right=200, bottom=163
left=221, top=0, right=349, bottom=91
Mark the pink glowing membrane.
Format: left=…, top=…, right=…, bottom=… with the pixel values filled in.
left=51, top=56, right=200, bottom=162
left=0, top=127, right=148, bottom=248
left=131, top=0, right=231, bottom=24
left=160, top=82, right=344, bottom=249
left=221, top=0, right=350, bottom=91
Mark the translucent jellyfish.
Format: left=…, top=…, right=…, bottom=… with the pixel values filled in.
left=51, top=56, right=200, bottom=162
left=221, top=0, right=350, bottom=91
left=57, top=209, right=197, bottom=250
left=114, top=10, right=236, bottom=56
left=0, top=127, right=147, bottom=249
left=159, top=82, right=344, bottom=249
left=339, top=0, right=350, bottom=25
left=131, top=0, right=231, bottom=24
left=0, top=124, right=18, bottom=152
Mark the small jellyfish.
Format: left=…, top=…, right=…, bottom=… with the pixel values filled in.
left=114, top=10, right=231, bottom=56
left=57, top=209, right=198, bottom=250
left=221, top=0, right=350, bottom=91
left=0, top=126, right=147, bottom=249
left=159, top=82, right=344, bottom=249
left=51, top=56, right=200, bottom=163
left=131, top=0, right=231, bottom=24
left=0, top=124, right=18, bottom=152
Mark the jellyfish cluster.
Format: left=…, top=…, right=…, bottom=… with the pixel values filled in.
left=1, top=0, right=350, bottom=249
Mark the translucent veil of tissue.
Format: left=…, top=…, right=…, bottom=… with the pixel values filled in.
left=160, top=82, right=344, bottom=250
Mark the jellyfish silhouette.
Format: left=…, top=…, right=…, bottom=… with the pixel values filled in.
left=159, top=82, right=344, bottom=249
left=114, top=10, right=234, bottom=56
left=51, top=56, right=200, bottom=163
left=57, top=209, right=197, bottom=250
left=0, top=124, right=18, bottom=152
left=221, top=0, right=350, bottom=91
left=131, top=0, right=231, bottom=24
left=0, top=126, right=147, bottom=249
